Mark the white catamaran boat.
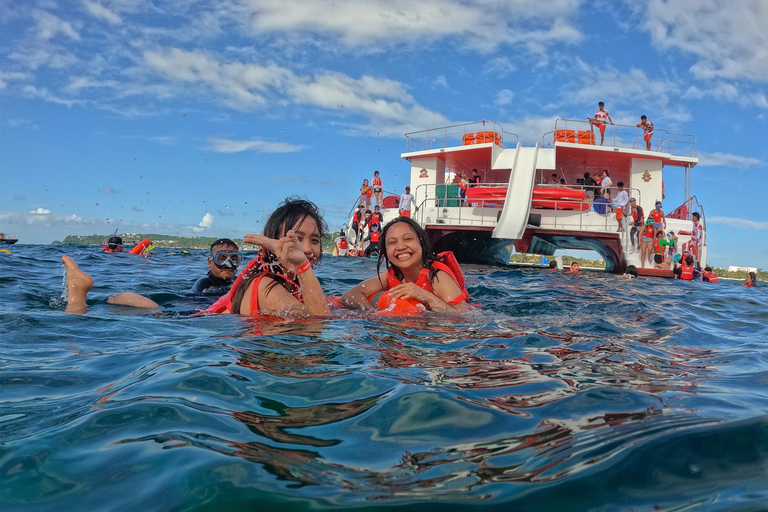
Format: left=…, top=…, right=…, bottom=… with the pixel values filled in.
left=346, top=119, right=705, bottom=276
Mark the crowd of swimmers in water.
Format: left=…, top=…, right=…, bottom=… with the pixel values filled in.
left=61, top=197, right=758, bottom=316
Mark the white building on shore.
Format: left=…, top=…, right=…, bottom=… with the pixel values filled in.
left=728, top=266, right=759, bottom=273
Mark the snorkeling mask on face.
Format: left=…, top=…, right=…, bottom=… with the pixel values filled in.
left=211, top=251, right=242, bottom=269
left=656, top=205, right=662, bottom=210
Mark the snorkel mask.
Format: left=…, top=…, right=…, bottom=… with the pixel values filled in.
left=211, top=251, right=242, bottom=270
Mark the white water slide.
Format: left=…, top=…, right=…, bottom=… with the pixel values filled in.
left=492, top=144, right=540, bottom=240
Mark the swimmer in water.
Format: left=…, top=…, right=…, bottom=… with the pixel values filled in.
left=340, top=217, right=469, bottom=312
left=567, top=262, right=580, bottom=273
left=61, top=256, right=159, bottom=315
left=191, top=238, right=241, bottom=294
left=103, top=236, right=125, bottom=253
left=204, top=198, right=330, bottom=317
left=743, top=272, right=757, bottom=288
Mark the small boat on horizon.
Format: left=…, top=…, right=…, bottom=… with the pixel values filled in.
left=0, top=233, right=19, bottom=245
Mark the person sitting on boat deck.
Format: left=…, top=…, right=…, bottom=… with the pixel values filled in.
left=592, top=191, right=611, bottom=215
left=204, top=198, right=330, bottom=317
left=399, top=186, right=418, bottom=218
left=364, top=223, right=381, bottom=258
left=652, top=231, right=675, bottom=269
left=103, top=236, right=125, bottom=253
left=651, top=200, right=666, bottom=235
left=340, top=217, right=470, bottom=313
left=589, top=101, right=614, bottom=146
left=629, top=198, right=645, bottom=252
left=583, top=172, right=596, bottom=203
left=351, top=204, right=365, bottom=243
left=637, top=115, right=654, bottom=151
left=743, top=272, right=757, bottom=288
left=666, top=230, right=679, bottom=261
left=372, top=170, right=383, bottom=207
left=614, top=182, right=629, bottom=233
left=600, top=169, right=613, bottom=198
left=191, top=238, right=241, bottom=294
left=690, top=212, right=703, bottom=263
left=566, top=262, right=581, bottom=273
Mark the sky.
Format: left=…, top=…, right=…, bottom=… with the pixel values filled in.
left=1, top=0, right=767, bottom=269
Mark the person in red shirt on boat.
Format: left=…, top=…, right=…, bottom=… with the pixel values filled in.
left=589, top=101, right=614, bottom=146
left=398, top=186, right=418, bottom=218
left=689, top=212, right=703, bottom=262
left=372, top=171, right=383, bottom=207
left=360, top=179, right=373, bottom=209
left=652, top=231, right=674, bottom=269
left=341, top=217, right=470, bottom=313
left=651, top=200, right=666, bottom=235
left=351, top=204, right=365, bottom=243
left=637, top=115, right=654, bottom=151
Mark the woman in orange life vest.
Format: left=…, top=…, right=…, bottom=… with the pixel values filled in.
left=341, top=217, right=470, bottom=313
left=204, top=198, right=330, bottom=317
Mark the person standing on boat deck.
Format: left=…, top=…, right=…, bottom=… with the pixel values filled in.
left=600, top=170, right=613, bottom=198
left=589, top=101, right=614, bottom=146
left=583, top=172, right=596, bottom=203
left=689, top=212, right=703, bottom=263
left=360, top=179, right=373, bottom=209
left=550, top=173, right=559, bottom=185
left=629, top=198, right=644, bottom=252
left=352, top=204, right=364, bottom=243
left=614, top=182, right=629, bottom=232
left=637, top=115, right=654, bottom=151
left=399, top=186, right=418, bottom=218
left=372, top=171, right=383, bottom=207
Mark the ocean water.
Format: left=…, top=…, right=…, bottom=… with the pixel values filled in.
left=1, top=245, right=767, bottom=512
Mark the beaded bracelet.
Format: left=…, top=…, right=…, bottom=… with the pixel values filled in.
left=294, top=260, right=312, bottom=275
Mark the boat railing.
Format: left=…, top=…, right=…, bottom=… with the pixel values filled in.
left=543, top=119, right=697, bottom=158
left=415, top=181, right=643, bottom=239
left=405, top=121, right=519, bottom=153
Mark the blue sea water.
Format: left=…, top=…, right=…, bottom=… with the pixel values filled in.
left=1, top=245, right=767, bottom=512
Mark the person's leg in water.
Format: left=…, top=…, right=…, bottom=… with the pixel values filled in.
left=62, top=255, right=159, bottom=314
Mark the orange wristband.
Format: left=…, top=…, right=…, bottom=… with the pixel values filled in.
left=294, top=260, right=312, bottom=275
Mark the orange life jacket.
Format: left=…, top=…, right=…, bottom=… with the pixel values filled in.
left=680, top=263, right=694, bottom=280
left=370, top=231, right=380, bottom=243
left=644, top=225, right=655, bottom=238
left=652, top=209, right=663, bottom=222
left=339, top=237, right=348, bottom=249
left=377, top=252, right=469, bottom=310
left=702, top=271, right=718, bottom=283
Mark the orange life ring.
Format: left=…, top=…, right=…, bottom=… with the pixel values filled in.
left=462, top=133, right=475, bottom=145
left=129, top=238, right=152, bottom=255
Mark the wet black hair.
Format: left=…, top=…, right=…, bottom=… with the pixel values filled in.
left=549, top=260, right=558, bottom=269
left=685, top=255, right=694, bottom=266
left=376, top=217, right=436, bottom=285
left=108, top=236, right=123, bottom=245
left=748, top=272, right=757, bottom=284
left=704, top=266, right=712, bottom=272
left=626, top=265, right=638, bottom=277
left=230, top=197, right=327, bottom=314
left=210, top=238, right=238, bottom=254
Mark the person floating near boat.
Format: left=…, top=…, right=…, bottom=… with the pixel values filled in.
left=372, top=171, right=383, bottom=207
left=743, top=272, right=757, bottom=287
left=566, top=262, right=581, bottom=273
left=701, top=267, right=719, bottom=283
left=191, top=238, right=241, bottom=294
left=334, top=229, right=348, bottom=257
left=399, top=186, right=418, bottom=218
left=637, top=115, right=654, bottom=151
left=102, top=236, right=125, bottom=253
left=341, top=217, right=470, bottom=313
left=204, top=198, right=330, bottom=317
left=102, top=235, right=153, bottom=255
left=589, top=101, right=614, bottom=146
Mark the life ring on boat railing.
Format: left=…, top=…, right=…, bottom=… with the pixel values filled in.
left=475, top=131, right=500, bottom=144
left=462, top=133, right=475, bottom=145
left=128, top=238, right=152, bottom=255
left=532, top=188, right=587, bottom=201
left=531, top=199, right=590, bottom=211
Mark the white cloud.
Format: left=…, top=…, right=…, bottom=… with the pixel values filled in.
left=243, top=0, right=581, bottom=52
left=434, top=75, right=448, bottom=88
left=151, top=136, right=176, bottom=145
left=697, top=152, right=764, bottom=168
left=643, top=0, right=768, bottom=82
left=64, top=76, right=120, bottom=93
left=199, top=212, right=214, bottom=228
left=208, top=138, right=305, bottom=153
left=22, top=85, right=85, bottom=107
left=683, top=83, right=768, bottom=109
left=31, top=9, right=80, bottom=41
left=485, top=57, right=516, bottom=77
left=709, top=216, right=768, bottom=230
left=31, top=207, right=51, bottom=215
left=81, top=0, right=122, bottom=25
left=500, top=116, right=560, bottom=145
left=0, top=70, right=29, bottom=90
left=495, top=89, right=514, bottom=106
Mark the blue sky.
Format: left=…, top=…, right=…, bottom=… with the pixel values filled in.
left=1, top=0, right=767, bottom=269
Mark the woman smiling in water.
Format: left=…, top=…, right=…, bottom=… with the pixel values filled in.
left=341, top=217, right=469, bottom=313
